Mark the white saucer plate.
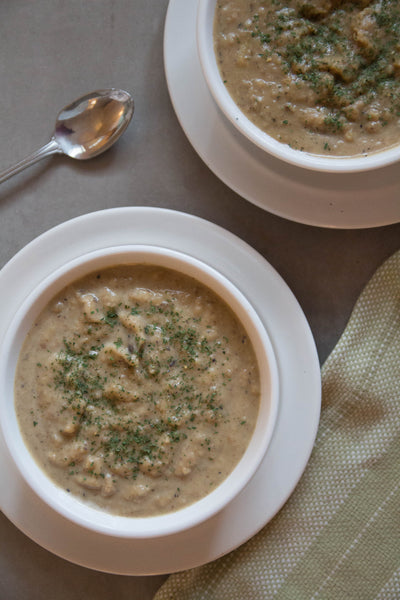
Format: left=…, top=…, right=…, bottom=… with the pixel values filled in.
left=0, top=208, right=321, bottom=575
left=164, top=0, right=400, bottom=229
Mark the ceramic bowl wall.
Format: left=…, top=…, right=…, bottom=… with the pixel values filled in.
left=0, top=245, right=279, bottom=539
left=197, top=0, right=400, bottom=173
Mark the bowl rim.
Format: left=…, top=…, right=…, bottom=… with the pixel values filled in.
left=196, top=0, right=400, bottom=173
left=0, top=244, right=279, bottom=539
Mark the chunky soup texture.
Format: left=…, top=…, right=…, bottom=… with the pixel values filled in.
left=15, top=265, right=260, bottom=517
left=214, top=0, right=400, bottom=156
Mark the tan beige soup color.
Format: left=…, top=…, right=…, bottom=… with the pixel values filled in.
left=15, top=265, right=260, bottom=517
left=214, top=0, right=400, bottom=156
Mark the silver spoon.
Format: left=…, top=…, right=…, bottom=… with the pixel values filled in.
left=0, top=88, right=134, bottom=184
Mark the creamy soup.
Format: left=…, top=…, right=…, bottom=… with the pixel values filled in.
left=214, top=0, right=400, bottom=156
left=15, top=265, right=260, bottom=517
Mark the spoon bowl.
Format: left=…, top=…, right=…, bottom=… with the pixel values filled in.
left=54, top=89, right=134, bottom=160
left=0, top=88, right=134, bottom=184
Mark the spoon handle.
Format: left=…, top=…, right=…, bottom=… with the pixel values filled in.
left=0, top=138, right=62, bottom=185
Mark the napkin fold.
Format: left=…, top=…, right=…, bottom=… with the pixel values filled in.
left=154, top=249, right=400, bottom=600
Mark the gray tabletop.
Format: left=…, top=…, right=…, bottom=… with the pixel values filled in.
left=0, top=2, right=399, bottom=599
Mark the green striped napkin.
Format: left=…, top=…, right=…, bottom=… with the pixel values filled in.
left=154, top=249, right=400, bottom=600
